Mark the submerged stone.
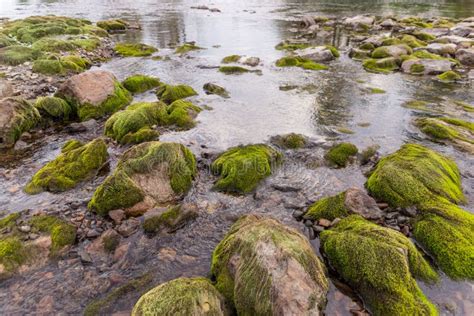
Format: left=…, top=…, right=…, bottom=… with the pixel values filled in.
left=325, top=142, right=358, bottom=167
left=211, top=144, right=281, bottom=194
left=88, top=142, right=197, bottom=216
left=175, top=42, right=202, bottom=55
left=203, top=83, right=230, bottom=98
left=211, top=215, right=328, bottom=315
left=276, top=56, right=328, bottom=71
left=24, top=138, right=108, bottom=194
left=321, top=215, right=438, bottom=315
left=221, top=54, right=241, bottom=63
left=55, top=70, right=132, bottom=121
left=114, top=42, right=157, bottom=57
left=29, top=215, right=76, bottom=253
left=272, top=133, right=307, bottom=149
left=0, top=97, right=40, bottom=149
left=132, top=277, right=228, bottom=316
left=142, top=205, right=198, bottom=234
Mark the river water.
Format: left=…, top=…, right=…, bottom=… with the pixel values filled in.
left=0, top=0, right=473, bottom=315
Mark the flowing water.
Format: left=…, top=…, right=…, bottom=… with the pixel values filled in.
left=0, top=0, right=473, bottom=315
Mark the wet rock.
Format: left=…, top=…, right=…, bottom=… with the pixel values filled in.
left=295, top=46, right=335, bottom=62
left=344, top=188, right=383, bottom=220
left=86, top=229, right=100, bottom=238
left=344, top=15, right=375, bottom=28
left=108, top=209, right=125, bottom=224
left=292, top=210, right=304, bottom=220
left=372, top=44, right=412, bottom=58
left=242, top=56, right=260, bottom=67
left=142, top=205, right=198, bottom=234
left=401, top=206, right=417, bottom=217
left=318, top=218, right=332, bottom=227
left=313, top=225, right=325, bottom=233
left=65, top=119, right=97, bottom=133
left=132, top=277, right=228, bottom=315
left=380, top=19, right=397, bottom=28
left=426, top=43, right=457, bottom=55
left=117, top=218, right=140, bottom=237
left=0, top=97, right=40, bottom=149
left=203, top=82, right=230, bottom=98
left=55, top=70, right=132, bottom=121
left=0, top=79, right=13, bottom=98
left=456, top=47, right=474, bottom=66
left=401, top=59, right=453, bottom=75
left=211, top=215, right=328, bottom=315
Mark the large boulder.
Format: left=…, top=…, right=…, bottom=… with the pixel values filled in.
left=55, top=70, right=132, bottom=121
left=88, top=142, right=196, bottom=216
left=211, top=215, right=328, bottom=315
left=24, top=139, right=108, bottom=194
left=321, top=215, right=438, bottom=315
left=455, top=47, right=474, bottom=66
left=132, top=277, right=228, bottom=316
left=0, top=97, right=40, bottom=149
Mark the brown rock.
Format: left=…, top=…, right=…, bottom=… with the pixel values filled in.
left=109, top=209, right=125, bottom=224
left=116, top=218, right=140, bottom=237
left=318, top=218, right=332, bottom=227
left=344, top=187, right=383, bottom=219
left=0, top=79, right=14, bottom=99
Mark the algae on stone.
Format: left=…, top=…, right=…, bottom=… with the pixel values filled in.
left=276, top=56, right=328, bottom=71
left=156, top=84, right=197, bottom=104
left=35, top=96, right=74, bottom=121
left=321, top=215, right=438, bottom=316
left=96, top=19, right=128, bottom=32
left=211, top=144, right=282, bottom=194
left=437, top=71, right=462, bottom=82
left=218, top=66, right=252, bottom=74
left=24, top=139, right=108, bottom=194
left=29, top=215, right=76, bottom=252
left=221, top=55, right=241, bottom=63
left=304, top=192, right=348, bottom=221
left=114, top=43, right=157, bottom=57
left=272, top=133, right=307, bottom=149
left=122, top=75, right=161, bottom=94
left=0, top=45, right=41, bottom=65
left=175, top=43, right=202, bottom=55
left=362, top=57, right=399, bottom=73
left=325, top=143, right=358, bottom=167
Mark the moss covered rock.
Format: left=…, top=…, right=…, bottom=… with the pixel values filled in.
left=175, top=42, right=202, bottom=55
left=24, top=138, right=108, bottom=194
left=275, top=41, right=312, bottom=51
left=132, top=277, right=228, bottom=316
left=276, top=56, right=328, bottom=71
left=29, top=215, right=76, bottom=253
left=35, top=96, right=74, bottom=121
left=0, top=236, right=30, bottom=273
left=0, top=34, right=17, bottom=48
left=366, top=144, right=465, bottom=207
left=211, top=215, right=328, bottom=315
left=89, top=142, right=196, bottom=216
left=142, top=205, right=198, bottom=234
left=96, top=19, right=128, bottom=32
left=371, top=44, right=412, bottom=58
left=0, top=45, right=41, bottom=65
left=218, top=66, right=252, bottom=74
left=122, top=75, right=160, bottom=94
left=321, top=215, right=438, bottom=315
left=272, top=133, right=307, bottom=149
left=55, top=70, right=132, bottom=121
left=363, top=57, right=399, bottom=73
left=325, top=142, right=358, bottom=167
left=437, top=70, right=462, bottom=82
left=221, top=54, right=241, bottom=63
left=114, top=43, right=157, bottom=57
left=203, top=83, right=230, bottom=98
left=211, top=144, right=281, bottom=194
left=0, top=97, right=40, bottom=149
left=156, top=84, right=197, bottom=104
left=32, top=54, right=91, bottom=75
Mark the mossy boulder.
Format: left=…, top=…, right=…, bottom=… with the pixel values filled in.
left=30, top=37, right=77, bottom=52
left=132, top=277, right=228, bottom=316
left=272, top=133, right=307, bottom=149
left=221, top=54, right=241, bottom=63
left=29, top=215, right=76, bottom=253
left=211, top=215, right=328, bottom=315
left=114, top=43, right=157, bottom=57
left=401, top=35, right=427, bottom=48
left=0, top=34, right=17, bottom=48
left=276, top=56, right=328, bottom=71
left=211, top=144, right=282, bottom=194
left=89, top=142, right=197, bottom=216
left=275, top=41, right=312, bottom=51
left=366, top=144, right=465, bottom=207
left=35, top=96, right=74, bottom=121
left=437, top=70, right=462, bottom=82
left=362, top=57, right=399, bottom=73
left=321, top=215, right=438, bottom=315
left=0, top=236, right=30, bottom=273
left=371, top=45, right=412, bottom=59
left=142, top=205, right=196, bottom=234
left=96, top=19, right=128, bottom=32
left=55, top=70, right=132, bottom=121
left=175, top=43, right=202, bottom=55
left=156, top=84, right=197, bottom=104
left=0, top=97, right=40, bottom=149
left=24, top=138, right=108, bottom=194
left=325, top=142, right=358, bottom=167
left=0, top=45, right=41, bottom=65
left=122, top=75, right=161, bottom=94
left=32, top=54, right=91, bottom=75
left=203, top=83, right=230, bottom=98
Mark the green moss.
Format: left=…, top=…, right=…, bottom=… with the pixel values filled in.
left=371, top=45, right=412, bottom=58
left=412, top=50, right=459, bottom=65
left=0, top=213, right=20, bottom=230
left=69, top=37, right=101, bottom=51
left=32, top=59, right=65, bottom=75
left=24, top=139, right=108, bottom=194
left=274, top=133, right=307, bottom=149
left=362, top=57, right=399, bottom=73
left=31, top=37, right=77, bottom=52
left=114, top=42, right=157, bottom=57
left=175, top=43, right=202, bottom=55
left=401, top=35, right=427, bottom=48
left=325, top=143, right=358, bottom=167
left=218, top=65, right=251, bottom=74
left=84, top=273, right=153, bottom=316
left=102, top=233, right=120, bottom=253
left=156, top=84, right=197, bottom=104
left=413, top=31, right=436, bottom=41
left=400, top=17, right=433, bottom=28
left=122, top=75, right=160, bottom=94
left=96, top=19, right=128, bottom=32
left=167, top=99, right=202, bottom=129
left=369, top=87, right=386, bottom=94
left=132, top=277, right=226, bottom=316
left=35, top=96, right=73, bottom=121
left=366, top=144, right=465, bottom=208
left=0, top=97, right=41, bottom=149
left=440, top=117, right=474, bottom=132
left=32, top=54, right=90, bottom=75
left=437, top=71, right=461, bottom=82
left=403, top=100, right=429, bottom=111
left=275, top=41, right=311, bottom=51
left=360, top=145, right=379, bottom=165
left=29, top=215, right=76, bottom=252
left=304, top=192, right=348, bottom=221
left=275, top=56, right=328, bottom=71
left=326, top=45, right=340, bottom=58
left=321, top=215, right=437, bottom=315
left=211, top=144, right=282, bottom=194
left=120, top=127, right=160, bottom=144
left=359, top=42, right=375, bottom=51
left=203, top=83, right=230, bottom=98
left=410, top=63, right=425, bottom=74
left=453, top=100, right=474, bottom=112
left=0, top=236, right=29, bottom=272
left=211, top=215, right=328, bottom=314
left=221, top=54, right=241, bottom=63
left=143, top=206, right=180, bottom=233
left=0, top=34, right=17, bottom=48
left=88, top=142, right=196, bottom=216
left=381, top=38, right=402, bottom=46
left=0, top=45, right=41, bottom=65
left=416, top=118, right=459, bottom=141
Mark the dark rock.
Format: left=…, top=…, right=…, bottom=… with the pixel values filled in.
left=401, top=206, right=417, bottom=217
left=292, top=210, right=304, bottom=220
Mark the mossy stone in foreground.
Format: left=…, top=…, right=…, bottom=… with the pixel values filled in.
left=414, top=200, right=474, bottom=279
left=321, top=215, right=438, bottom=316
left=122, top=75, right=161, bottom=94
left=211, top=215, right=328, bottom=315
left=29, top=215, right=76, bottom=253
left=366, top=144, right=465, bottom=207
left=0, top=45, right=41, bottom=65
left=325, top=142, right=358, bottom=167
left=24, top=139, right=108, bottom=194
left=304, top=192, right=348, bottom=221
left=89, top=142, right=197, bottom=216
left=114, top=43, right=157, bottom=57
left=0, top=236, right=29, bottom=272
left=211, top=144, right=282, bottom=194
left=132, top=277, right=228, bottom=316
left=35, top=96, right=74, bottom=121
left=156, top=84, right=198, bottom=104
